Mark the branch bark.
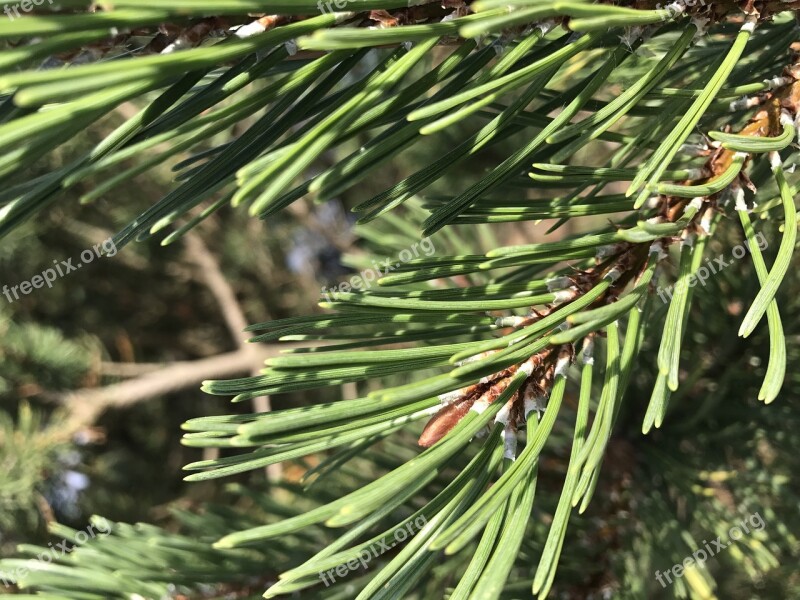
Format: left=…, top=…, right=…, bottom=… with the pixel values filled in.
left=183, top=232, right=281, bottom=478
left=57, top=345, right=290, bottom=434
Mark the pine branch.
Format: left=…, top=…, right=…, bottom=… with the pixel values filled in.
left=4, top=2, right=800, bottom=598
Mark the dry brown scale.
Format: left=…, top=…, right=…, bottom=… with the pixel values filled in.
left=416, top=245, right=654, bottom=450
left=416, top=246, right=651, bottom=450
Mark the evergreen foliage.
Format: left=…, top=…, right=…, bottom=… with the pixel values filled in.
left=1, top=1, right=799, bottom=598
left=0, top=403, right=71, bottom=535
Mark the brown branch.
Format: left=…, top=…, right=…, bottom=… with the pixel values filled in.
left=184, top=232, right=250, bottom=347
left=183, top=232, right=281, bottom=478
left=98, top=361, right=166, bottom=377
left=56, top=344, right=292, bottom=434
